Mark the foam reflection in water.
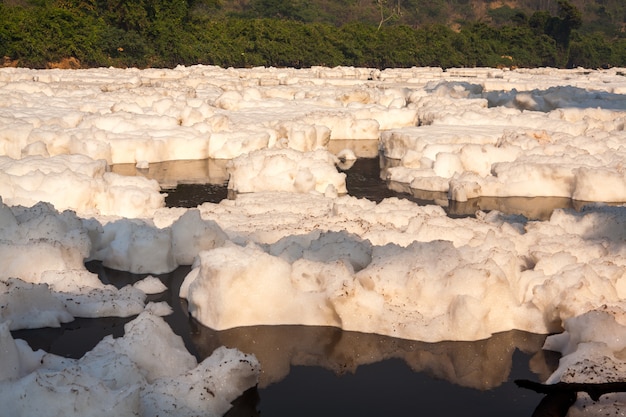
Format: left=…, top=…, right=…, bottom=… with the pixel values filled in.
left=191, top=324, right=555, bottom=390
left=192, top=323, right=560, bottom=417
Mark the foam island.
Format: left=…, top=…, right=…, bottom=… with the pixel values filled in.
left=0, top=313, right=260, bottom=416
left=1, top=65, right=626, bottom=415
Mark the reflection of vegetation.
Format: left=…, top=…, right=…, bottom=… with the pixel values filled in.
left=0, top=0, right=624, bottom=69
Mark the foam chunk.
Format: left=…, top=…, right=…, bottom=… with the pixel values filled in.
left=181, top=238, right=532, bottom=342
left=89, top=219, right=177, bottom=274
left=171, top=209, right=228, bottom=265
left=0, top=155, right=164, bottom=218
left=0, top=321, right=21, bottom=380
left=0, top=313, right=259, bottom=416
left=227, top=148, right=347, bottom=195
left=133, top=276, right=167, bottom=294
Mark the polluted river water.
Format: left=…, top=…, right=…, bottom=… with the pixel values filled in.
left=12, top=140, right=583, bottom=417
left=3, top=65, right=626, bottom=417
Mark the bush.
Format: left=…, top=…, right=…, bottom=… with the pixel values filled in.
left=0, top=1, right=622, bottom=69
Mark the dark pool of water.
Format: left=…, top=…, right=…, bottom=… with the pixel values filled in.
left=253, top=354, right=543, bottom=417
left=164, top=182, right=229, bottom=207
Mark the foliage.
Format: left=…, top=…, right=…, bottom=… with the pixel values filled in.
left=0, top=3, right=107, bottom=67
left=0, top=0, right=624, bottom=69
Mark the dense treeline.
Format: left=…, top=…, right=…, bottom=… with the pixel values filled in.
left=0, top=0, right=624, bottom=69
left=223, top=0, right=626, bottom=36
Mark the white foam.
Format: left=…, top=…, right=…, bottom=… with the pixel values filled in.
left=0, top=155, right=164, bottom=218
left=0, top=313, right=259, bottom=416
left=1, top=65, right=626, bottom=414
left=227, top=148, right=347, bottom=195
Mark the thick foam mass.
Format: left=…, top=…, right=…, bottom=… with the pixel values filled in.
left=0, top=313, right=260, bottom=416
left=1, top=65, right=626, bottom=415
left=174, top=193, right=626, bottom=344
left=0, top=155, right=164, bottom=218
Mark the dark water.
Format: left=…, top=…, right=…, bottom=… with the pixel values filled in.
left=164, top=182, right=229, bottom=207
left=13, top=152, right=570, bottom=416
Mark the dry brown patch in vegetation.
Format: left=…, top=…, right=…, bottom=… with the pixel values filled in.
left=46, top=57, right=81, bottom=69
left=1, top=56, right=18, bottom=67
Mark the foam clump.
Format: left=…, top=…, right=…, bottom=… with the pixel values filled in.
left=133, top=276, right=167, bottom=294
left=0, top=200, right=90, bottom=283
left=541, top=306, right=626, bottom=415
left=227, top=148, right=347, bottom=195
left=0, top=155, right=164, bottom=218
left=179, top=192, right=626, bottom=344
left=380, top=77, right=626, bottom=202
left=87, top=208, right=229, bottom=274
left=88, top=218, right=177, bottom=274
left=180, top=235, right=528, bottom=341
left=0, top=277, right=147, bottom=330
left=0, top=313, right=260, bottom=417
left=0, top=199, right=147, bottom=329
left=170, top=209, right=229, bottom=265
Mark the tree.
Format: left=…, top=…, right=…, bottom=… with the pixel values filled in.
left=568, top=32, right=613, bottom=68
left=375, top=0, right=401, bottom=30
left=527, top=0, right=581, bottom=66
left=98, top=0, right=150, bottom=32
left=551, top=0, right=582, bottom=49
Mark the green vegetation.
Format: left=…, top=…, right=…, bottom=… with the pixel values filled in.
left=0, top=0, right=624, bottom=69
